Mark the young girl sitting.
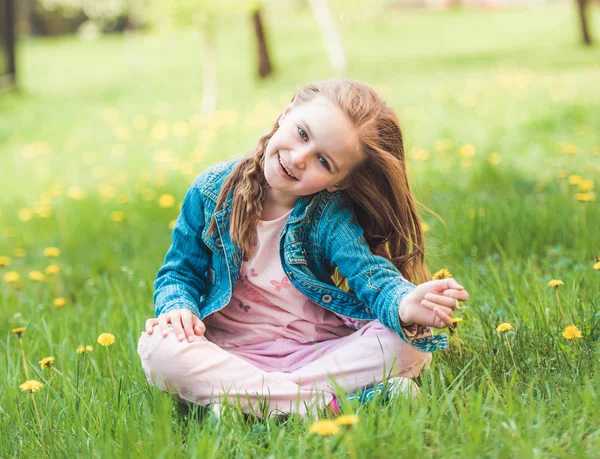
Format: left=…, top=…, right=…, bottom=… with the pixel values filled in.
left=138, top=78, right=469, bottom=419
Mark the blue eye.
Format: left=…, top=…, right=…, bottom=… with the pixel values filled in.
left=298, top=127, right=308, bottom=142
left=318, top=156, right=331, bottom=170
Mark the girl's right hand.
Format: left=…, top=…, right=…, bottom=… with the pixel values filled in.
left=145, top=309, right=206, bottom=343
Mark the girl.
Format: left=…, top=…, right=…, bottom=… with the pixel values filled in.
left=138, top=78, right=469, bottom=419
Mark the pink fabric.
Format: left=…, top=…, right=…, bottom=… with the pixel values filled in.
left=138, top=320, right=431, bottom=418
left=203, top=209, right=353, bottom=353
left=138, top=210, right=432, bottom=418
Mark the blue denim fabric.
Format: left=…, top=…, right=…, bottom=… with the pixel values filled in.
left=154, top=160, right=447, bottom=353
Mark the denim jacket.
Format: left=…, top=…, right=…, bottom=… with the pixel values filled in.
left=154, top=160, right=447, bottom=353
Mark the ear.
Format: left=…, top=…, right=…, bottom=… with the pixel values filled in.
left=278, top=100, right=296, bottom=126
left=326, top=180, right=351, bottom=193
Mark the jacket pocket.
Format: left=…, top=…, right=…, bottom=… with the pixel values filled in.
left=284, top=241, right=308, bottom=266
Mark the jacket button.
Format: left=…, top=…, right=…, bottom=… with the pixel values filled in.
left=216, top=238, right=223, bottom=248
left=322, top=294, right=332, bottom=303
left=365, top=307, right=371, bottom=314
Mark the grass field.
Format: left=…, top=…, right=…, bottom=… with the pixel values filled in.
left=1, top=2, right=600, bottom=457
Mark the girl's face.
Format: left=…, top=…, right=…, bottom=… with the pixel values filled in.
left=263, top=96, right=363, bottom=207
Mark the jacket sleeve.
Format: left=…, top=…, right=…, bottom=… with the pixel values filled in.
left=318, top=192, right=424, bottom=346
left=153, top=177, right=211, bottom=318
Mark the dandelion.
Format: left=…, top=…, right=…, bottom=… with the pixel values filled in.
left=568, top=174, right=582, bottom=185
left=98, top=333, right=116, bottom=347
left=496, top=323, right=513, bottom=333
left=594, top=261, right=600, bottom=270
left=562, top=325, right=582, bottom=340
left=18, top=208, right=34, bottom=221
left=45, top=265, right=61, bottom=275
left=98, top=333, right=117, bottom=391
left=496, top=323, right=517, bottom=369
left=39, top=356, right=55, bottom=369
left=110, top=211, right=126, bottom=222
left=53, top=297, right=66, bottom=308
left=548, top=279, right=566, bottom=324
left=0, top=255, right=10, bottom=266
left=575, top=192, right=596, bottom=202
left=335, top=414, right=359, bottom=427
left=14, top=248, right=26, bottom=257
left=12, top=327, right=25, bottom=338
left=432, top=268, right=452, bottom=280
left=20, top=379, right=44, bottom=393
left=452, top=317, right=464, bottom=324
left=76, top=345, right=93, bottom=354
left=43, top=247, right=61, bottom=257
left=309, top=419, right=340, bottom=436
left=4, top=271, right=20, bottom=283
left=158, top=194, right=176, bottom=208
left=19, top=379, right=44, bottom=441
left=421, top=222, right=430, bottom=233
left=28, top=271, right=47, bottom=282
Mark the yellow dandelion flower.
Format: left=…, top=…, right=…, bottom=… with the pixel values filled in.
left=4, top=271, right=20, bottom=283
left=18, top=208, right=34, bottom=222
left=309, top=419, right=340, bottom=436
left=562, top=325, right=582, bottom=340
left=555, top=169, right=567, bottom=179
left=28, top=271, right=47, bottom=283
left=0, top=256, right=11, bottom=266
left=496, top=323, right=513, bottom=333
left=45, top=264, right=61, bottom=275
left=459, top=144, right=476, bottom=158
left=76, top=344, right=94, bottom=354
left=422, top=222, right=430, bottom=233
left=578, top=179, right=594, bottom=192
left=53, top=297, right=66, bottom=308
left=43, top=247, right=61, bottom=257
left=14, top=248, right=26, bottom=257
left=39, top=356, right=55, bottom=369
left=334, top=414, right=359, bottom=426
left=20, top=380, right=44, bottom=393
left=67, top=186, right=86, bottom=200
left=452, top=317, right=464, bottom=323
left=432, top=268, right=453, bottom=280
left=169, top=220, right=176, bottom=230
left=97, top=333, right=116, bottom=347
left=594, top=261, right=600, bottom=270
left=548, top=279, right=564, bottom=288
left=575, top=192, right=595, bottom=202
left=110, top=211, right=126, bottom=222
left=158, top=194, right=176, bottom=208
left=568, top=174, right=582, bottom=185
left=12, top=327, right=25, bottom=338
left=488, top=153, right=501, bottom=165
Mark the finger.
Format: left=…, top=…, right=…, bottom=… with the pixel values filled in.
left=193, top=318, right=206, bottom=336
left=170, top=312, right=186, bottom=342
left=434, top=307, right=453, bottom=327
left=433, top=278, right=464, bottom=293
left=158, top=314, right=170, bottom=337
left=145, top=318, right=158, bottom=334
left=442, top=289, right=470, bottom=302
left=180, top=311, right=195, bottom=342
left=422, top=300, right=453, bottom=318
left=424, top=293, right=459, bottom=309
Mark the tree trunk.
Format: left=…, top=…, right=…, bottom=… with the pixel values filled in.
left=308, top=0, right=347, bottom=73
left=576, top=0, right=592, bottom=46
left=252, top=8, right=273, bottom=78
left=200, top=22, right=217, bottom=116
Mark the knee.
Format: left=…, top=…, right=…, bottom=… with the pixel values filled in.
left=137, top=328, right=188, bottom=387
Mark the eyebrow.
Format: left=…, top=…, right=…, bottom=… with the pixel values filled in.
left=300, top=119, right=340, bottom=173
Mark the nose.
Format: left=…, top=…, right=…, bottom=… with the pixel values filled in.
left=289, top=147, right=311, bottom=170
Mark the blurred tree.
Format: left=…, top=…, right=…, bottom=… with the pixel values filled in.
left=147, top=0, right=274, bottom=114
left=308, top=0, right=346, bottom=72
left=576, top=0, right=593, bottom=45
left=0, top=0, right=16, bottom=89
left=252, top=7, right=273, bottom=78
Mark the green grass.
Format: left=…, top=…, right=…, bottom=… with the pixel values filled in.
left=1, top=3, right=600, bottom=457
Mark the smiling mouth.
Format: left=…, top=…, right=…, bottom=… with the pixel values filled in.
left=278, top=153, right=298, bottom=180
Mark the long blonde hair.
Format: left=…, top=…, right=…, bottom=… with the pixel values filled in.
left=208, top=78, right=430, bottom=284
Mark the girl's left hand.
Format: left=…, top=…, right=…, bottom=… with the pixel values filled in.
left=398, top=278, right=469, bottom=329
